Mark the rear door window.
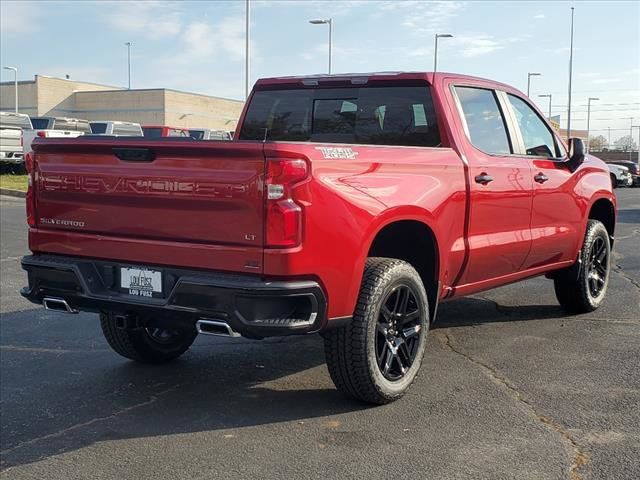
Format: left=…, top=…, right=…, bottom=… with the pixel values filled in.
left=454, top=86, right=512, bottom=155
left=239, top=84, right=441, bottom=147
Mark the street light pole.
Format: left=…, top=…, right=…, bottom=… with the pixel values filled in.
left=538, top=94, right=552, bottom=118
left=125, top=42, right=132, bottom=89
left=3, top=66, right=18, bottom=112
left=309, top=19, right=333, bottom=74
left=527, top=72, right=541, bottom=97
left=567, top=6, right=575, bottom=141
left=608, top=127, right=611, bottom=150
left=630, top=117, right=635, bottom=161
left=433, top=33, right=453, bottom=82
left=245, top=0, right=250, bottom=99
left=586, top=97, right=599, bottom=153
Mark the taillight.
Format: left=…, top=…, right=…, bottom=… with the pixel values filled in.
left=265, top=158, right=309, bottom=248
left=24, top=152, right=36, bottom=227
left=36, top=131, right=47, bottom=138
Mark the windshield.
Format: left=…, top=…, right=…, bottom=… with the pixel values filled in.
left=239, top=84, right=441, bottom=147
left=143, top=127, right=163, bottom=138
left=91, top=123, right=108, bottom=134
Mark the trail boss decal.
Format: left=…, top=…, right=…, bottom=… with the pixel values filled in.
left=315, top=146, right=359, bottom=159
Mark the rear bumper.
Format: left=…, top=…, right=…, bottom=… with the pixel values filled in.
left=21, top=254, right=328, bottom=338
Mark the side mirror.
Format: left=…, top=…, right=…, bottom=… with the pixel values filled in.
left=566, top=137, right=585, bottom=171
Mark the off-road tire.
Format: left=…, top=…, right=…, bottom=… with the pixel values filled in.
left=554, top=220, right=611, bottom=313
left=100, top=312, right=197, bottom=363
left=324, top=258, right=430, bottom=405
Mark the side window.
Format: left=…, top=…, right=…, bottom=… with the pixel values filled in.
left=508, top=94, right=558, bottom=157
left=454, top=86, right=512, bottom=155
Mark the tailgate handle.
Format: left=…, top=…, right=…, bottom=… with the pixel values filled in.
left=113, top=147, right=155, bottom=162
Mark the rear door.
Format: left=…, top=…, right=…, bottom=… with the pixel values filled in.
left=503, top=93, right=583, bottom=267
left=34, top=139, right=266, bottom=250
left=451, top=85, right=533, bottom=285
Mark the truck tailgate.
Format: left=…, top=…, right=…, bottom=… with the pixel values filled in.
left=32, top=139, right=265, bottom=273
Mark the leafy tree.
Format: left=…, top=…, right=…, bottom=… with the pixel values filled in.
left=614, top=135, right=638, bottom=151
left=588, top=135, right=607, bottom=151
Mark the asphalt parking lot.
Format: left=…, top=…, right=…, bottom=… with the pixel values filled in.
left=1, top=190, right=638, bottom=480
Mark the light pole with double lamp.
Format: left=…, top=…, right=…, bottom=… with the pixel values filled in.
left=3, top=66, right=18, bottom=112
left=526, top=72, right=541, bottom=97
left=309, top=18, right=332, bottom=74
left=538, top=94, right=552, bottom=118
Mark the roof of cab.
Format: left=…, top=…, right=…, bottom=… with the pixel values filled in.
left=254, top=71, right=520, bottom=95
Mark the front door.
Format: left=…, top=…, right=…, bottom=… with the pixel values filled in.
left=503, top=93, right=583, bottom=268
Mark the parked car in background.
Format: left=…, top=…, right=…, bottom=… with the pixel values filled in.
left=90, top=121, right=143, bottom=136
left=608, top=163, right=632, bottom=188
left=607, top=160, right=639, bottom=187
left=0, top=112, right=32, bottom=168
left=142, top=125, right=190, bottom=138
left=188, top=128, right=233, bottom=141
left=23, top=116, right=90, bottom=154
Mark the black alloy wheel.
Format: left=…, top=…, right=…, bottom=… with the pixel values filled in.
left=375, top=285, right=423, bottom=381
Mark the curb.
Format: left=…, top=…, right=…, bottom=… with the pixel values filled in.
left=0, top=188, right=26, bottom=198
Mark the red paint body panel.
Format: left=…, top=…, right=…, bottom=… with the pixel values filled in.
left=28, top=72, right=616, bottom=324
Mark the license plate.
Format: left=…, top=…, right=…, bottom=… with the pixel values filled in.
left=120, top=267, right=162, bottom=297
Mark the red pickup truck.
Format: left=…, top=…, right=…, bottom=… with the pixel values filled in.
left=21, top=72, right=616, bottom=404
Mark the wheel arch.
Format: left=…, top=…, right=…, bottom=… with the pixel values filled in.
left=365, top=214, right=440, bottom=321
left=588, top=197, right=616, bottom=247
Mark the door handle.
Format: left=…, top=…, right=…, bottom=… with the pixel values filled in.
left=474, top=173, right=493, bottom=185
left=534, top=173, right=549, bottom=184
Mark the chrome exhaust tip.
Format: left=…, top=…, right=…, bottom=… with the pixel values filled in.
left=196, top=319, right=240, bottom=338
left=43, top=297, right=78, bottom=314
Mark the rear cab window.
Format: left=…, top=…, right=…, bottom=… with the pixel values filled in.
left=0, top=114, right=32, bottom=130
left=239, top=82, right=441, bottom=147
left=31, top=118, right=52, bottom=129
left=143, top=128, right=163, bottom=138
left=91, top=123, right=108, bottom=134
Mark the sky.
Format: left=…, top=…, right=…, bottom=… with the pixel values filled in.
left=1, top=0, right=638, bottom=142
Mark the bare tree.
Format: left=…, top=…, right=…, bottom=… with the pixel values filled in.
left=588, top=135, right=608, bottom=152
left=614, top=135, right=638, bottom=152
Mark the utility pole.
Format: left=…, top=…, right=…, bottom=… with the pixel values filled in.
left=586, top=97, right=599, bottom=152
left=3, top=66, right=18, bottom=112
left=566, top=6, right=575, bottom=141
left=245, top=0, right=250, bottom=100
left=125, top=42, right=132, bottom=89
left=630, top=117, right=635, bottom=161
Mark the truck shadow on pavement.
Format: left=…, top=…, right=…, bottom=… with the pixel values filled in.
left=1, top=296, right=564, bottom=469
left=0, top=308, right=366, bottom=469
